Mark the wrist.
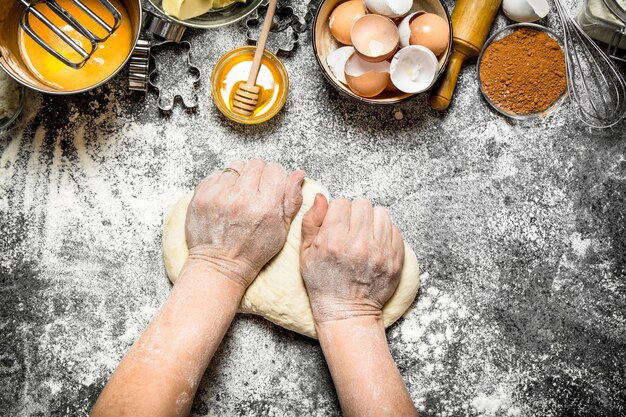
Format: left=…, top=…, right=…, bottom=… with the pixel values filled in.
left=310, top=297, right=383, bottom=325
left=178, top=257, right=248, bottom=299
left=186, top=247, right=258, bottom=289
left=316, top=315, right=386, bottom=348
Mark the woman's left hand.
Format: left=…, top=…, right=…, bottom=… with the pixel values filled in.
left=185, top=159, right=305, bottom=288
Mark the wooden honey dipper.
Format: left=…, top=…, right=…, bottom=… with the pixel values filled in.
left=232, top=0, right=278, bottom=116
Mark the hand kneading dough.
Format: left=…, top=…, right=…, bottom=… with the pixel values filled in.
left=162, top=178, right=420, bottom=338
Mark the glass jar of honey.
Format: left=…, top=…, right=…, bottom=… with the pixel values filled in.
left=211, top=46, right=289, bottom=125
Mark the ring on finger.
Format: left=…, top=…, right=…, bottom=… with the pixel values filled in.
left=222, top=167, right=241, bottom=176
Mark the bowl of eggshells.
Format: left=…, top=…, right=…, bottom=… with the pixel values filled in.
left=313, top=0, right=452, bottom=104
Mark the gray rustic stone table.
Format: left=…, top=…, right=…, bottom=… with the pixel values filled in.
left=1, top=0, right=625, bottom=415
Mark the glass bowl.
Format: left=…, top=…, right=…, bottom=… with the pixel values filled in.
left=147, top=0, right=264, bottom=29
left=0, top=72, right=25, bottom=132
left=477, top=23, right=568, bottom=120
left=211, top=46, right=289, bottom=125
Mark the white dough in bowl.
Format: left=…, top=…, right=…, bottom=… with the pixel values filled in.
left=162, top=178, right=421, bottom=338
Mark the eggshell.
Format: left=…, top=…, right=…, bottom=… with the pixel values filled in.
left=326, top=46, right=355, bottom=84
left=503, top=0, right=550, bottom=22
left=345, top=53, right=390, bottom=98
left=351, top=14, right=400, bottom=62
left=329, top=0, right=367, bottom=45
left=527, top=0, right=550, bottom=17
left=385, top=77, right=399, bottom=92
left=409, top=13, right=450, bottom=56
left=390, top=45, right=438, bottom=94
left=364, top=0, right=412, bottom=18
left=398, top=11, right=425, bottom=48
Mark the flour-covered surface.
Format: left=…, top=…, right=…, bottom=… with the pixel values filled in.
left=1, top=0, right=625, bottom=415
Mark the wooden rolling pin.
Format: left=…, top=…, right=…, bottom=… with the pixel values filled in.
left=429, top=0, right=502, bottom=111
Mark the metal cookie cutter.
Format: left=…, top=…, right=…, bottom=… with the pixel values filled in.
left=244, top=1, right=303, bottom=54
left=302, top=0, right=324, bottom=34
left=129, top=37, right=151, bottom=92
left=129, top=10, right=188, bottom=93
left=128, top=9, right=200, bottom=113
left=149, top=40, right=201, bottom=113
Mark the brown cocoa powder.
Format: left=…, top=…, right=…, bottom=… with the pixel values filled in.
left=479, top=28, right=567, bottom=115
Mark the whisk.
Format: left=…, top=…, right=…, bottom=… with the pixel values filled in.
left=18, top=0, right=122, bottom=69
left=554, top=0, right=626, bottom=128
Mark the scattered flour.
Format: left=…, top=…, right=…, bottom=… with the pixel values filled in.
left=0, top=68, right=21, bottom=122
left=1, top=3, right=624, bottom=415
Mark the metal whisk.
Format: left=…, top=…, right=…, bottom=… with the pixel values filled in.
left=554, top=0, right=626, bottom=128
left=19, top=0, right=122, bottom=69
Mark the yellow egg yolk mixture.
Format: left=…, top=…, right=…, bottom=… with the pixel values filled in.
left=18, top=0, right=132, bottom=91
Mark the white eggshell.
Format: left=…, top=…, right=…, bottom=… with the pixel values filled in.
left=526, top=0, right=550, bottom=18
left=398, top=12, right=424, bottom=48
left=364, top=0, right=412, bottom=18
left=503, top=0, right=550, bottom=22
left=390, top=45, right=438, bottom=94
left=327, top=46, right=355, bottom=84
left=364, top=0, right=391, bottom=15
left=386, top=0, right=413, bottom=18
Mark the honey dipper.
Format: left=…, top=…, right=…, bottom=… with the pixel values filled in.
left=232, top=0, right=278, bottom=116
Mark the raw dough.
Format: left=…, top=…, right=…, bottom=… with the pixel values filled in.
left=162, top=178, right=420, bottom=338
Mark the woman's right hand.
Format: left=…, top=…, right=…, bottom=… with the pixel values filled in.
left=299, top=195, right=405, bottom=324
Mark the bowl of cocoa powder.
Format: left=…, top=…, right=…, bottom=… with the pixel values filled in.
left=478, top=23, right=568, bottom=120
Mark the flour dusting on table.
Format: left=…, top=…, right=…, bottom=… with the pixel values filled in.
left=1, top=0, right=626, bottom=415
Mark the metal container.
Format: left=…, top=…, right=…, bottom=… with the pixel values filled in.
left=0, top=0, right=143, bottom=95
left=147, top=0, right=264, bottom=29
left=577, top=0, right=626, bottom=61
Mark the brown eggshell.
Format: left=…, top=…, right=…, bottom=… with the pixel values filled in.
left=329, top=0, right=367, bottom=45
left=385, top=76, right=399, bottom=92
left=344, top=53, right=390, bottom=98
left=409, top=13, right=450, bottom=56
left=351, top=14, right=400, bottom=62
left=346, top=72, right=391, bottom=97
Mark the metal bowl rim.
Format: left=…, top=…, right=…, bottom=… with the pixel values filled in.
left=146, top=0, right=264, bottom=29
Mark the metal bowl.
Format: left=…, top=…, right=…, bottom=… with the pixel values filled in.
left=0, top=0, right=143, bottom=95
left=147, top=0, right=264, bottom=29
left=477, top=23, right=568, bottom=120
left=312, top=0, right=452, bottom=105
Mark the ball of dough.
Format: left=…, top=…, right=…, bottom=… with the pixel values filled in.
left=162, top=179, right=420, bottom=338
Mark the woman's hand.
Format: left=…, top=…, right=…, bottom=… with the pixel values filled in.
left=300, top=195, right=405, bottom=324
left=92, top=160, right=305, bottom=417
left=186, top=159, right=305, bottom=289
left=299, top=196, right=417, bottom=417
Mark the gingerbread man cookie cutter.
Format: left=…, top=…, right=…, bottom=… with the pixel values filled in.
left=149, top=40, right=201, bottom=113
